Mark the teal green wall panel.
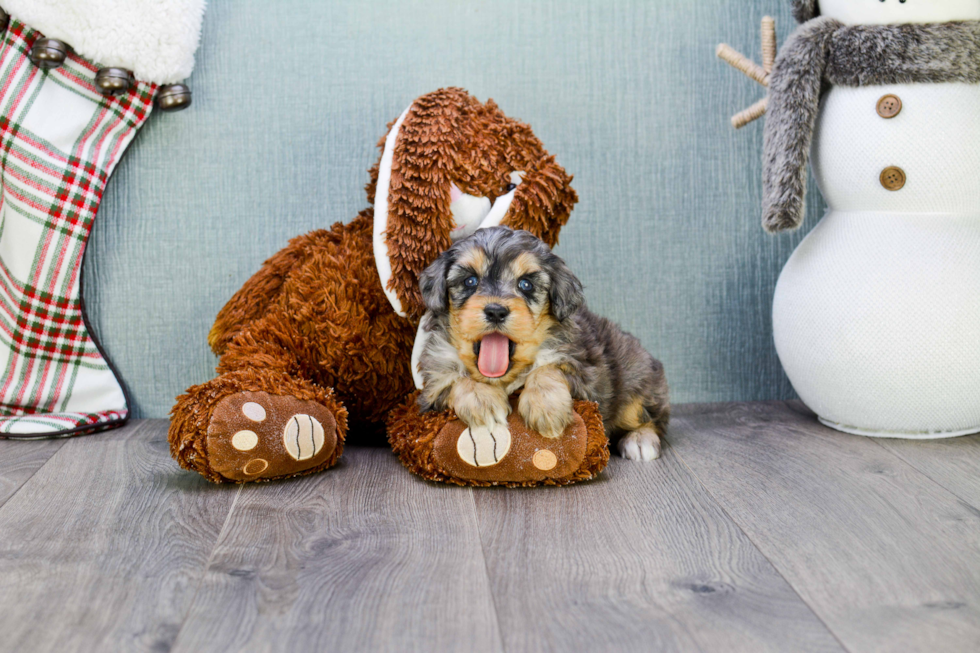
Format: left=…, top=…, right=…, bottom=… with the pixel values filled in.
left=84, top=0, right=823, bottom=418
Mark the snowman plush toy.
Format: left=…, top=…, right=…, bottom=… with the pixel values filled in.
left=759, top=0, right=980, bottom=437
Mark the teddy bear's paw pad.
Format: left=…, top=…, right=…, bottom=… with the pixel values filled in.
left=207, top=391, right=338, bottom=482
left=457, top=422, right=512, bottom=467
left=282, top=414, right=327, bottom=461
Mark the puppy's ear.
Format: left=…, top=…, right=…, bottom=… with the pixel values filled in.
left=419, top=249, right=455, bottom=314
left=547, top=255, right=584, bottom=321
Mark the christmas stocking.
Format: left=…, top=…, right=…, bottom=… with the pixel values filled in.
left=0, top=2, right=204, bottom=437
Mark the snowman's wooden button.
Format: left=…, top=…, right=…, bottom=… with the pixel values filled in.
left=880, top=166, right=906, bottom=191
left=876, top=95, right=902, bottom=119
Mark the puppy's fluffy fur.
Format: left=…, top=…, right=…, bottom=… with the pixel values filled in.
left=417, top=227, right=669, bottom=461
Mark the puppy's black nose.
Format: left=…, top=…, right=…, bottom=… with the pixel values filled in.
left=483, top=303, right=510, bottom=324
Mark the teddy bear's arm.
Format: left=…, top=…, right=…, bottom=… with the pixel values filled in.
left=208, top=230, right=327, bottom=356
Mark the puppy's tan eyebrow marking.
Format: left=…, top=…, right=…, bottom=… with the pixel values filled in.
left=457, top=247, right=488, bottom=275
left=511, top=251, right=542, bottom=279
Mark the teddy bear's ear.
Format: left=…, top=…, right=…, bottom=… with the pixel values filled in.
left=373, top=88, right=477, bottom=319
left=504, top=155, right=578, bottom=248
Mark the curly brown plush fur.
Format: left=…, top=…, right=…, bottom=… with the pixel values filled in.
left=169, top=87, right=578, bottom=483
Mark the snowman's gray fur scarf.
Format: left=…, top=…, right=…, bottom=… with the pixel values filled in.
left=762, top=17, right=980, bottom=232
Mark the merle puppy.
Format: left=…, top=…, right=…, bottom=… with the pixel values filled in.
left=416, top=227, right=669, bottom=460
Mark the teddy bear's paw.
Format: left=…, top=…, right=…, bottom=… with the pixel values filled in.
left=205, top=391, right=340, bottom=481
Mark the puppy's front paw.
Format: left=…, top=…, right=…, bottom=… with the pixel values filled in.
left=519, top=368, right=574, bottom=439
left=450, top=378, right=511, bottom=430
left=519, top=392, right=573, bottom=439
left=618, top=428, right=662, bottom=461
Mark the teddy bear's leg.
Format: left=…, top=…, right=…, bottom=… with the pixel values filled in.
left=206, top=230, right=325, bottom=357
left=169, top=356, right=348, bottom=483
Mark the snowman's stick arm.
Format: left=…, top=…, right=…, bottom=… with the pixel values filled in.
left=732, top=97, right=768, bottom=130
left=761, top=16, right=777, bottom=74
left=716, top=16, right=778, bottom=129
left=716, top=44, right=769, bottom=87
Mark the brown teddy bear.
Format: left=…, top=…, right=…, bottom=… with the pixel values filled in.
left=169, top=87, right=591, bottom=483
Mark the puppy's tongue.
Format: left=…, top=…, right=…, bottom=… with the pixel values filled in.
left=478, top=333, right=511, bottom=378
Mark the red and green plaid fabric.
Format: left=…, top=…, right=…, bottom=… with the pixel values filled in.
left=0, top=19, right=156, bottom=437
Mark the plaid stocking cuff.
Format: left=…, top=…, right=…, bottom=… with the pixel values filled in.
left=0, top=19, right=156, bottom=437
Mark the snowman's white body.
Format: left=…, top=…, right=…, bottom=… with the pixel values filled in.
left=772, top=0, right=980, bottom=437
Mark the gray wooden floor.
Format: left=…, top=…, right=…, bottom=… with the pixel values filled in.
left=1, top=402, right=978, bottom=653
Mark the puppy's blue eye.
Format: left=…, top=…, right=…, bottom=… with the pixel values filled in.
left=518, top=279, right=534, bottom=293
left=464, top=276, right=478, bottom=288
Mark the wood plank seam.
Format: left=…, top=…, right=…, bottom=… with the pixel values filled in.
left=167, top=447, right=505, bottom=651
left=663, top=435, right=854, bottom=653
left=472, top=436, right=848, bottom=652
left=869, top=439, right=980, bottom=512
left=0, top=420, right=246, bottom=652
left=674, top=401, right=980, bottom=650
left=169, top=483, right=245, bottom=649
left=470, top=489, right=509, bottom=652
left=0, top=439, right=69, bottom=511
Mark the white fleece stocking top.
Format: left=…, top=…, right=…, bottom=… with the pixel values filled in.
left=3, top=0, right=206, bottom=83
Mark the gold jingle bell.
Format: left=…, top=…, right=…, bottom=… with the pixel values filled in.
left=30, top=38, right=69, bottom=69
left=157, top=83, right=192, bottom=112
left=95, top=67, right=135, bottom=96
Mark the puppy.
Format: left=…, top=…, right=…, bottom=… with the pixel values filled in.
left=416, top=227, right=669, bottom=460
